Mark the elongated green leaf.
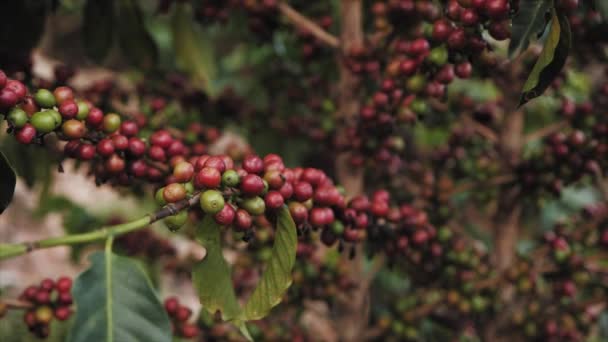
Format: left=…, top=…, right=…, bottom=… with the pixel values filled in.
left=68, top=252, right=171, bottom=342
left=192, top=215, right=242, bottom=321
left=509, top=0, right=553, bottom=57
left=83, top=0, right=114, bottom=62
left=0, top=151, right=16, bottom=214
left=597, top=0, right=608, bottom=21
left=243, top=207, right=297, bottom=320
left=116, top=0, right=158, bottom=70
left=519, top=8, right=571, bottom=106
left=171, top=3, right=217, bottom=95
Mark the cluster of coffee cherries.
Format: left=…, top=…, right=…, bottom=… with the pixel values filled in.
left=0, top=71, right=226, bottom=189
left=192, top=0, right=279, bottom=37
left=115, top=227, right=176, bottom=260
left=163, top=297, right=200, bottom=339
left=17, top=277, right=73, bottom=338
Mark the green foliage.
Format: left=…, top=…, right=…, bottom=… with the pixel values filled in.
left=68, top=252, right=171, bottom=342
left=82, top=0, right=114, bottom=62
left=520, top=8, right=572, bottom=106
left=171, top=3, right=217, bottom=95
left=192, top=215, right=242, bottom=321
left=116, top=0, right=158, bottom=70
left=509, top=0, right=553, bottom=57
left=0, top=151, right=16, bottom=214
left=243, top=207, right=297, bottom=320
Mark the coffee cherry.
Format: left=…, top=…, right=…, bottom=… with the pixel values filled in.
left=149, top=145, right=166, bottom=161
left=0, top=70, right=6, bottom=88
left=0, top=89, right=19, bottom=109
left=112, top=134, right=129, bottom=150
left=221, top=169, right=240, bottom=187
left=455, top=62, right=473, bottom=78
left=173, top=162, right=194, bottom=183
left=234, top=209, right=253, bottom=230
left=164, top=297, right=179, bottom=314
left=5, top=80, right=27, bottom=98
left=128, top=137, right=146, bottom=157
left=35, top=306, right=53, bottom=324
left=485, top=0, right=509, bottom=19
left=76, top=101, right=91, bottom=120
left=214, top=203, right=236, bottom=225
left=240, top=174, right=265, bottom=196
left=30, top=111, right=58, bottom=133
left=293, top=182, right=313, bottom=201
left=53, top=86, right=74, bottom=105
left=56, top=276, right=72, bottom=293
left=428, top=46, right=448, bottom=65
left=102, top=113, right=121, bottom=133
left=163, top=183, right=187, bottom=203
left=105, top=154, right=126, bottom=174
left=58, top=100, right=78, bottom=119
left=241, top=196, right=266, bottom=215
left=15, top=124, right=36, bottom=144
left=96, top=139, right=115, bottom=157
left=432, top=20, right=452, bottom=42
left=54, top=307, right=72, bottom=321
left=35, top=290, right=51, bottom=304
left=175, top=306, right=191, bottom=322
left=89, top=109, right=107, bottom=129
left=34, top=89, right=56, bottom=108
left=119, top=121, right=139, bottom=136
left=180, top=324, right=199, bottom=338
left=77, top=144, right=96, bottom=160
left=264, top=191, right=284, bottom=210
left=203, top=156, right=226, bottom=173
left=150, top=130, right=173, bottom=148
left=288, top=202, right=308, bottom=223
left=243, top=155, right=264, bottom=174
left=200, top=190, right=225, bottom=214
left=195, top=167, right=221, bottom=188
left=62, top=119, right=86, bottom=139
left=164, top=210, right=188, bottom=231
left=7, top=107, right=28, bottom=128
left=19, top=96, right=38, bottom=115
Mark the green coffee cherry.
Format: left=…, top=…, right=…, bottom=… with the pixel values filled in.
left=241, top=196, right=265, bottom=216
left=330, top=220, right=344, bottom=235
left=30, top=111, right=57, bottom=133
left=47, top=110, right=62, bottom=127
left=429, top=46, right=449, bottom=66
left=200, top=190, right=225, bottom=214
left=155, top=187, right=167, bottom=206
left=34, top=89, right=56, bottom=108
left=7, top=107, right=28, bottom=128
left=164, top=210, right=188, bottom=232
left=221, top=170, right=240, bottom=187
left=76, top=101, right=90, bottom=120
left=102, top=113, right=121, bottom=133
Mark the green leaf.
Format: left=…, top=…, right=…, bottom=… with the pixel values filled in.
left=116, top=0, right=158, bottom=70
left=192, top=215, right=242, bottom=321
left=243, top=206, right=297, bottom=320
left=82, top=0, right=114, bottom=62
left=0, top=151, right=16, bottom=214
left=67, top=252, right=171, bottom=342
left=519, top=8, right=571, bottom=107
left=509, top=0, right=553, bottom=57
left=596, top=0, right=608, bottom=22
left=171, top=3, right=217, bottom=95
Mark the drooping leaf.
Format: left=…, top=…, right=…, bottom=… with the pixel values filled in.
left=192, top=215, right=242, bottom=321
left=509, top=0, right=553, bottom=57
left=596, top=0, right=608, bottom=21
left=67, top=252, right=171, bottom=342
left=0, top=151, right=16, bottom=214
left=82, top=0, right=115, bottom=62
left=519, top=8, right=571, bottom=107
left=243, top=206, right=297, bottom=320
left=171, top=3, right=217, bottom=95
left=116, top=0, right=158, bottom=70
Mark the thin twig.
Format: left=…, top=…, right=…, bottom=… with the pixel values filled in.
left=462, top=115, right=499, bottom=143
left=278, top=2, right=340, bottom=48
left=1, top=298, right=34, bottom=309
left=523, top=121, right=568, bottom=144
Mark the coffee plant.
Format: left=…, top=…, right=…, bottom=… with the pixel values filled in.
left=1, top=0, right=607, bottom=341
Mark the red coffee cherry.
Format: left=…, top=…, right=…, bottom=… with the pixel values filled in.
left=78, top=144, right=96, bottom=160
left=293, top=182, right=313, bottom=202
left=59, top=100, right=78, bottom=119
left=240, top=174, right=265, bottom=196
left=5, top=80, right=27, bottom=98
left=234, top=209, right=253, bottom=230
left=150, top=130, right=173, bottom=148
left=53, top=86, right=74, bottom=105
left=16, top=124, right=37, bottom=144
left=242, top=155, right=264, bottom=174
left=164, top=297, right=179, bottom=315
left=97, top=139, right=115, bottom=157
left=214, top=203, right=236, bottom=225
left=86, top=107, right=104, bottom=127
left=62, top=119, right=86, bottom=139
left=194, top=167, right=221, bottom=188
left=264, top=191, right=285, bottom=210
left=105, top=154, right=126, bottom=174
left=128, top=137, right=146, bottom=157
left=288, top=202, right=308, bottom=224
left=173, top=162, right=194, bottom=182
left=119, top=121, right=139, bottom=136
left=148, top=145, right=166, bottom=161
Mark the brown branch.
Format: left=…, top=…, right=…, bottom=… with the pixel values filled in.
left=1, top=298, right=34, bottom=309
left=523, top=120, right=568, bottom=144
left=278, top=2, right=340, bottom=48
left=462, top=115, right=498, bottom=143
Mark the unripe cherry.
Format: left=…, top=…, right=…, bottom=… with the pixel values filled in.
left=288, top=202, right=308, bottom=224
left=105, top=154, right=126, bottom=174
left=62, top=119, right=86, bottom=139
left=163, top=183, right=187, bottom=203
left=173, top=161, right=194, bottom=182
left=53, top=86, right=74, bottom=104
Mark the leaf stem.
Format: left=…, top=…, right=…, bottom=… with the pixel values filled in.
left=105, top=235, right=114, bottom=342
left=0, top=193, right=200, bottom=261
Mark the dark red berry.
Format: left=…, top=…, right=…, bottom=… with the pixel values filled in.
left=240, top=174, right=265, bottom=196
